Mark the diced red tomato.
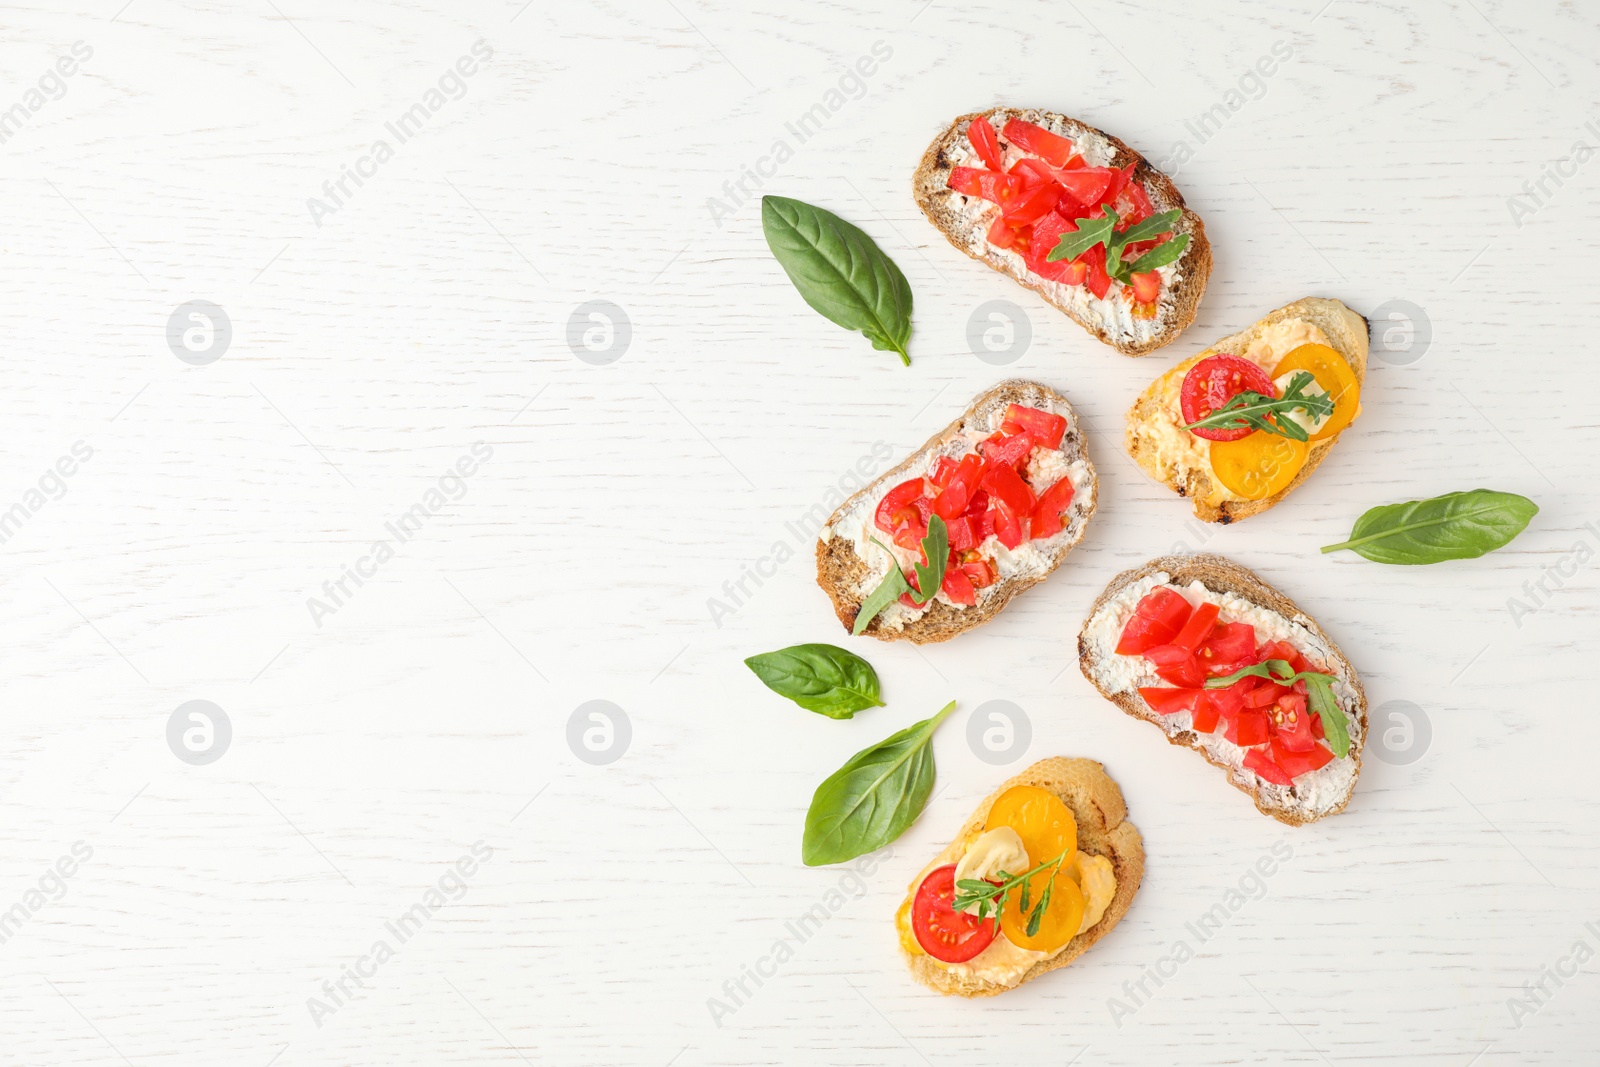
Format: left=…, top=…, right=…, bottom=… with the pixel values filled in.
left=1025, top=212, right=1075, bottom=267
left=947, top=167, right=1020, bottom=206
left=875, top=479, right=928, bottom=538
left=979, top=430, right=1033, bottom=469
left=1171, top=602, right=1220, bottom=653
left=962, top=489, right=989, bottom=520
left=1179, top=355, right=1278, bottom=443
left=1198, top=622, right=1256, bottom=672
left=927, top=456, right=958, bottom=490
left=945, top=513, right=979, bottom=552
left=1206, top=682, right=1247, bottom=722
left=1081, top=244, right=1112, bottom=299
left=1245, top=681, right=1282, bottom=708
left=1054, top=167, right=1117, bottom=209
left=1139, top=687, right=1205, bottom=716
left=1259, top=639, right=1311, bottom=675
left=980, top=462, right=1036, bottom=516
left=1271, top=740, right=1333, bottom=778
left=1226, top=709, right=1269, bottom=747
left=941, top=565, right=977, bottom=606
left=1115, top=589, right=1192, bottom=654
left=1129, top=270, right=1161, bottom=304
left=976, top=507, right=996, bottom=543
left=1191, top=692, right=1222, bottom=733
left=1112, top=180, right=1156, bottom=226
left=1031, top=477, right=1076, bottom=538
left=932, top=454, right=986, bottom=520
left=1243, top=748, right=1294, bottom=786
left=1268, top=692, right=1316, bottom=752
left=1001, top=182, right=1060, bottom=225
left=1001, top=118, right=1075, bottom=168
left=967, top=116, right=1002, bottom=171
left=989, top=499, right=1027, bottom=549
left=1143, top=644, right=1206, bottom=688
left=1008, top=157, right=1053, bottom=189
left=985, top=213, right=1021, bottom=250
left=1311, top=712, right=1325, bottom=740
left=960, top=559, right=997, bottom=589
left=1100, top=163, right=1136, bottom=210
left=1004, top=405, right=1066, bottom=450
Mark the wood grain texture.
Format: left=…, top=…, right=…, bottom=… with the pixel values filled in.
left=0, top=1, right=1596, bottom=1064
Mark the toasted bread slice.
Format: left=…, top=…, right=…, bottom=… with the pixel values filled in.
left=1126, top=296, right=1370, bottom=523
left=913, top=107, right=1211, bottom=356
left=816, top=380, right=1096, bottom=643
left=1078, top=554, right=1368, bottom=825
left=895, top=757, right=1144, bottom=997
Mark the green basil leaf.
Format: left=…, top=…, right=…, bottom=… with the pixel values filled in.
left=1125, top=232, right=1191, bottom=275
left=1046, top=210, right=1116, bottom=262
left=743, top=643, right=884, bottom=719
left=801, top=700, right=956, bottom=866
left=762, top=195, right=913, bottom=366
left=1321, top=489, right=1539, bottom=564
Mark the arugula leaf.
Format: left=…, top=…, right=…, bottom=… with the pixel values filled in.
left=1046, top=205, right=1190, bottom=288
left=1181, top=370, right=1334, bottom=441
left=801, top=700, right=956, bottom=866
left=1321, top=490, right=1538, bottom=564
left=1045, top=209, right=1116, bottom=262
left=761, top=195, right=914, bottom=366
left=851, top=515, right=949, bottom=635
left=950, top=847, right=1071, bottom=935
left=743, top=644, right=884, bottom=719
left=1124, top=232, right=1191, bottom=276
left=1205, top=660, right=1351, bottom=758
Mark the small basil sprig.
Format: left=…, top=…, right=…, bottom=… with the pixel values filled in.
left=953, top=847, right=1071, bottom=936
left=1321, top=489, right=1538, bottom=564
left=762, top=195, right=913, bottom=366
left=1204, top=660, right=1350, bottom=758
left=852, top=514, right=949, bottom=636
left=1181, top=370, right=1333, bottom=442
left=1045, top=207, right=1190, bottom=284
left=802, top=700, right=956, bottom=866
left=744, top=644, right=884, bottom=719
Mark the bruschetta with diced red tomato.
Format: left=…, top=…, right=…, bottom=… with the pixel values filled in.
left=914, top=107, right=1211, bottom=356
left=816, top=380, right=1096, bottom=642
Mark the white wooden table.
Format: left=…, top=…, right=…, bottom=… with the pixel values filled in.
left=0, top=1, right=1595, bottom=1063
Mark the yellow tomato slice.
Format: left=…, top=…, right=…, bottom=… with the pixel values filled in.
left=1210, top=432, right=1308, bottom=500
left=1001, top=865, right=1086, bottom=952
left=984, top=785, right=1076, bottom=868
left=1271, top=343, right=1360, bottom=441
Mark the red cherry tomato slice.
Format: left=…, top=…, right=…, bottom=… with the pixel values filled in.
left=1115, top=589, right=1192, bottom=655
left=1180, top=355, right=1278, bottom=442
left=911, top=865, right=997, bottom=963
left=1000, top=118, right=1075, bottom=168
left=967, top=116, right=1003, bottom=171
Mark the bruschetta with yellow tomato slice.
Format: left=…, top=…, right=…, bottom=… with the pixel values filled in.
left=895, top=757, right=1143, bottom=997
left=1125, top=297, right=1367, bottom=523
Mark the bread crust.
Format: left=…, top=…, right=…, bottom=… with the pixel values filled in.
left=913, top=107, right=1212, bottom=356
left=1077, top=554, right=1367, bottom=825
left=815, top=380, right=1097, bottom=643
left=895, top=757, right=1144, bottom=997
left=1125, top=296, right=1371, bottom=523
